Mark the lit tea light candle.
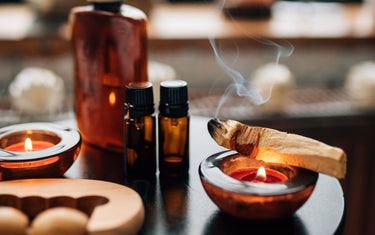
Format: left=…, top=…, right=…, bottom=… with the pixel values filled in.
left=229, top=166, right=288, bottom=183
left=4, top=138, right=55, bottom=152
left=0, top=122, right=82, bottom=180
left=199, top=151, right=319, bottom=220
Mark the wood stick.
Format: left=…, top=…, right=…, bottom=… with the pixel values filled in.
left=208, top=119, right=347, bottom=179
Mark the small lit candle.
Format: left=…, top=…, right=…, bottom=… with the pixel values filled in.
left=4, top=138, right=55, bottom=152
left=229, top=166, right=288, bottom=183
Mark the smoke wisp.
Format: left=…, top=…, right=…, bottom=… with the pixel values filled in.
left=208, top=3, right=294, bottom=117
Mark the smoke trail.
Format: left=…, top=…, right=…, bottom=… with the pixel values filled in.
left=209, top=1, right=294, bottom=117
left=209, top=39, right=262, bottom=117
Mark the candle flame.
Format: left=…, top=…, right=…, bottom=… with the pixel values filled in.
left=24, top=138, right=33, bottom=152
left=109, top=91, right=116, bottom=106
left=255, top=166, right=267, bottom=181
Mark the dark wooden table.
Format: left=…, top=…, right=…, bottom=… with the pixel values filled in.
left=64, top=116, right=345, bottom=235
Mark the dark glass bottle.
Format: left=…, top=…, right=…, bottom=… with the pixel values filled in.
left=125, top=82, right=156, bottom=179
left=70, top=0, right=148, bottom=152
left=158, top=80, right=189, bottom=177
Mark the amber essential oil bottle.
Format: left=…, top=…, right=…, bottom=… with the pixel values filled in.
left=125, top=82, right=156, bottom=179
left=158, top=80, right=189, bottom=177
left=70, top=0, right=148, bottom=152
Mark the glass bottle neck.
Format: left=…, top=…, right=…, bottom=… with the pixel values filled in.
left=126, top=104, right=154, bottom=117
left=93, top=1, right=122, bottom=13
left=159, top=103, right=189, bottom=118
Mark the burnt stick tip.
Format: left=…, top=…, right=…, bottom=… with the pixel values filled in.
left=208, top=118, right=227, bottom=137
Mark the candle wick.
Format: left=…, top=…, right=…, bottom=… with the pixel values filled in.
left=255, top=174, right=267, bottom=181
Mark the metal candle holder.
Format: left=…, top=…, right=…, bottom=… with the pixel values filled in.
left=0, top=123, right=81, bottom=180
left=199, top=150, right=318, bottom=220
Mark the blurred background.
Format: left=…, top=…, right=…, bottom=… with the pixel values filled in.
left=0, top=0, right=374, bottom=234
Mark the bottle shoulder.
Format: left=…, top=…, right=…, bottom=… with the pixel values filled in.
left=120, top=5, right=147, bottom=21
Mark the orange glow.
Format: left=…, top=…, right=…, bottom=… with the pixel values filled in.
left=24, top=138, right=33, bottom=152
left=5, top=139, right=54, bottom=152
left=255, top=166, right=267, bottom=181
left=109, top=91, right=116, bottom=106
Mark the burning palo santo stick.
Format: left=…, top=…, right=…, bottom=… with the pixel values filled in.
left=208, top=119, right=347, bottom=179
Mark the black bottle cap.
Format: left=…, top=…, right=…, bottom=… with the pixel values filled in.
left=92, top=1, right=122, bottom=13
left=125, top=82, right=154, bottom=116
left=159, top=80, right=189, bottom=118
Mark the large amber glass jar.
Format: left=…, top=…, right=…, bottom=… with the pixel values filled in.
left=70, top=0, right=147, bottom=152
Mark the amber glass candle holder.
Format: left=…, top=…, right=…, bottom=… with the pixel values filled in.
left=199, top=150, right=318, bottom=220
left=0, top=123, right=81, bottom=180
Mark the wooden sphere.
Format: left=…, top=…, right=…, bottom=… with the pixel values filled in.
left=29, top=207, right=89, bottom=235
left=0, top=207, right=29, bottom=235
